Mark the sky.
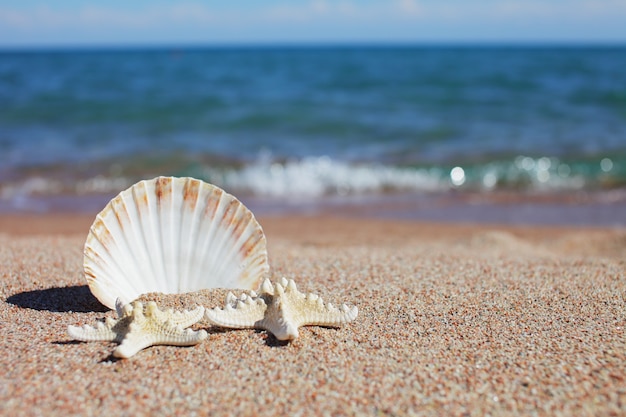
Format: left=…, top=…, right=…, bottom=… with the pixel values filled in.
left=1, top=0, right=625, bottom=48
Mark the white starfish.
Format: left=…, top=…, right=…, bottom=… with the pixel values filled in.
left=68, top=299, right=208, bottom=358
left=205, top=278, right=358, bottom=341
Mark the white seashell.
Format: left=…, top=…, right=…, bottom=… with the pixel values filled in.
left=84, top=176, right=269, bottom=310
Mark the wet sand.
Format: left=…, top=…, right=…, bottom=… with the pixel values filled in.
left=1, top=214, right=625, bottom=416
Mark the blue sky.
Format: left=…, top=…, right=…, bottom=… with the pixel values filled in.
left=1, top=0, right=625, bottom=47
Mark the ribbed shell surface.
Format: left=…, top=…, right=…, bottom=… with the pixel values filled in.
left=84, top=176, right=268, bottom=310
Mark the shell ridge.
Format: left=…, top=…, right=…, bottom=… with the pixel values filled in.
left=189, top=184, right=222, bottom=290
left=85, top=272, right=123, bottom=308
left=84, top=241, right=127, bottom=305
left=217, top=219, right=255, bottom=281
left=84, top=231, right=120, bottom=286
left=143, top=179, right=168, bottom=293
left=180, top=178, right=205, bottom=292
left=137, top=179, right=168, bottom=294
left=197, top=188, right=230, bottom=288
left=169, top=177, right=183, bottom=294
left=235, top=229, right=269, bottom=288
left=175, top=178, right=188, bottom=293
left=183, top=180, right=212, bottom=292
left=211, top=203, right=249, bottom=286
left=214, top=210, right=265, bottom=289
left=85, top=209, right=142, bottom=309
left=130, top=182, right=161, bottom=297
left=173, top=177, right=198, bottom=293
left=203, top=193, right=231, bottom=283
left=114, top=190, right=150, bottom=301
left=176, top=178, right=195, bottom=292
left=241, top=223, right=268, bottom=287
left=124, top=186, right=159, bottom=299
left=154, top=178, right=171, bottom=293
left=209, top=195, right=245, bottom=287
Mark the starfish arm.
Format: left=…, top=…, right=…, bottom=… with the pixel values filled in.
left=149, top=303, right=205, bottom=328
left=68, top=318, right=118, bottom=342
left=294, top=293, right=359, bottom=328
left=205, top=296, right=267, bottom=329
left=113, top=322, right=208, bottom=358
left=276, top=279, right=359, bottom=328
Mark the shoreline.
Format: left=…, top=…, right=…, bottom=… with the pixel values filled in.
left=1, top=213, right=625, bottom=261
left=1, top=214, right=625, bottom=415
left=1, top=210, right=624, bottom=237
left=2, top=188, right=626, bottom=230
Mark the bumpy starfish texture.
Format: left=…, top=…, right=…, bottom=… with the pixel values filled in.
left=205, top=278, right=358, bottom=341
left=68, top=299, right=208, bottom=358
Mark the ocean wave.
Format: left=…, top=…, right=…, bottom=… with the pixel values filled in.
left=204, top=154, right=606, bottom=197
left=0, top=153, right=623, bottom=213
left=205, top=155, right=445, bottom=197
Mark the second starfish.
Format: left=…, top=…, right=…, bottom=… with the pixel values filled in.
left=205, top=278, right=358, bottom=341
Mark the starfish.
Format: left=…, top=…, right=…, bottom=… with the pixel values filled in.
left=205, top=278, right=358, bottom=341
left=68, top=299, right=208, bottom=358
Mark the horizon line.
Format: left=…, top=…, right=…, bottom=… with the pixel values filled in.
left=1, top=39, right=626, bottom=52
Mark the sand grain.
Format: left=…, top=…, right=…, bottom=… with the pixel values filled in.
left=1, top=216, right=625, bottom=416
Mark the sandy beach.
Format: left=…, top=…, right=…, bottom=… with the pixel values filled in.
left=1, top=214, right=625, bottom=416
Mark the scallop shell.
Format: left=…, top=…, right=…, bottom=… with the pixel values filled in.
left=84, top=176, right=268, bottom=310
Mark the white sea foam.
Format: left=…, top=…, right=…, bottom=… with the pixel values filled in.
left=205, top=154, right=592, bottom=197
left=206, top=156, right=445, bottom=197
left=0, top=154, right=610, bottom=214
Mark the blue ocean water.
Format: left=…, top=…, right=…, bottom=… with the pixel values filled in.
left=0, top=46, right=625, bottom=221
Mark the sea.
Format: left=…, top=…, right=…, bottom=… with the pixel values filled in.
left=1, top=45, right=625, bottom=225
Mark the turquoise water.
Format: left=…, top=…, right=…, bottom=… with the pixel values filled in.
left=0, top=46, right=625, bottom=220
